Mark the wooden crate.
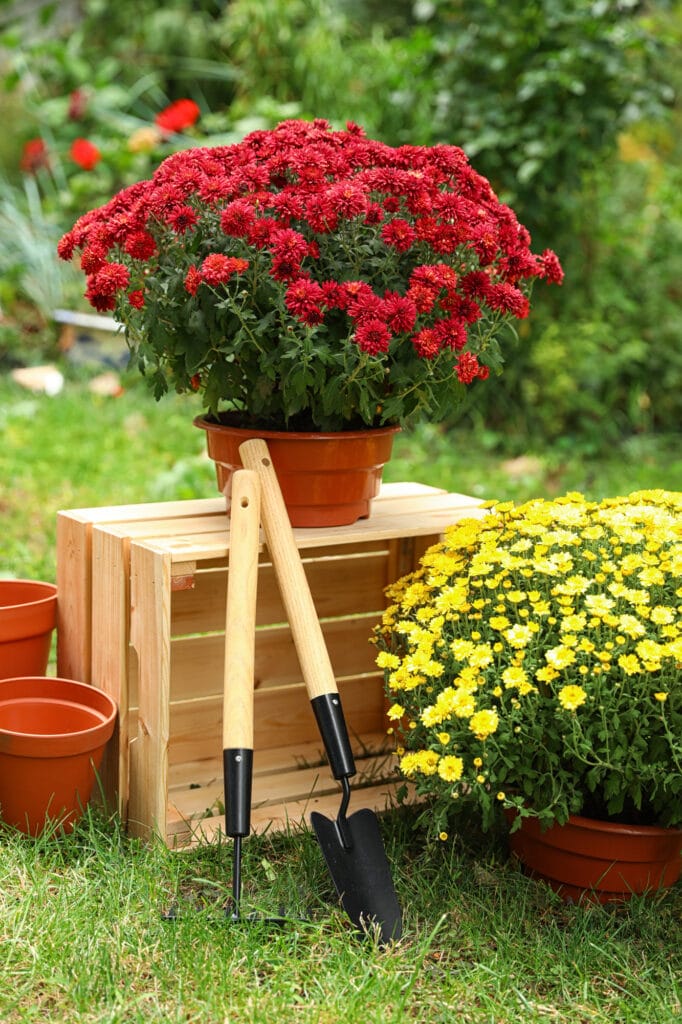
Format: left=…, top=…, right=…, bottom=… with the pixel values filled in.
left=57, top=484, right=485, bottom=846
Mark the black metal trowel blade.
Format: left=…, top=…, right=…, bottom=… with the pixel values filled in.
left=311, top=808, right=402, bottom=944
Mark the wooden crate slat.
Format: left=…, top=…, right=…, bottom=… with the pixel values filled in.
left=168, top=779, right=413, bottom=846
left=148, top=493, right=486, bottom=563
left=167, top=749, right=398, bottom=824
left=56, top=512, right=93, bottom=682
left=167, top=674, right=386, bottom=766
left=127, top=544, right=172, bottom=840
left=168, top=614, right=380, bottom=698
left=166, top=730, right=391, bottom=790
left=91, top=528, right=132, bottom=814
left=169, top=547, right=389, bottom=635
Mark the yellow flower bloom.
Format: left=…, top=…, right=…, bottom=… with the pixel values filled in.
left=399, top=750, right=439, bottom=777
left=654, top=692, right=668, bottom=702
left=127, top=125, right=161, bottom=152
left=585, top=593, right=616, bottom=617
left=558, top=684, right=587, bottom=711
left=438, top=755, right=464, bottom=782
left=469, top=708, right=499, bottom=739
left=618, top=653, right=641, bottom=676
left=650, top=606, right=674, bottom=625
left=387, top=703, right=405, bottom=720
left=376, top=651, right=400, bottom=670
left=545, top=645, right=577, bottom=670
left=505, top=623, right=534, bottom=648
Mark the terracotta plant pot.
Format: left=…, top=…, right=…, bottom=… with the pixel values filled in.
left=195, top=417, right=400, bottom=527
left=0, top=676, right=118, bottom=835
left=0, top=579, right=58, bottom=680
left=508, top=812, right=682, bottom=903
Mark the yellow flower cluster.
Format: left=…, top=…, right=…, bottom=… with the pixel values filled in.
left=374, top=489, right=682, bottom=831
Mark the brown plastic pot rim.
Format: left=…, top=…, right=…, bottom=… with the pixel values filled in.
left=0, top=579, right=58, bottom=608
left=509, top=808, right=682, bottom=840
left=0, top=677, right=117, bottom=755
left=194, top=416, right=400, bottom=441
left=0, top=580, right=58, bottom=642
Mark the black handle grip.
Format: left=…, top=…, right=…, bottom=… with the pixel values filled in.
left=224, top=748, right=253, bottom=838
left=311, top=693, right=357, bottom=780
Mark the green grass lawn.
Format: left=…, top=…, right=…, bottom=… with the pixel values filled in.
left=1, top=367, right=682, bottom=1023
left=1, top=807, right=681, bottom=1024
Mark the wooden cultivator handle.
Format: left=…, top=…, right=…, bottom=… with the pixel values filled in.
left=222, top=468, right=261, bottom=751
left=238, top=438, right=339, bottom=701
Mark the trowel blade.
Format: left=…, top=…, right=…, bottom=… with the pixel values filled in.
left=311, top=808, right=402, bottom=944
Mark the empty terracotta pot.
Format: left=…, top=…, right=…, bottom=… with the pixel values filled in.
left=0, top=579, right=58, bottom=680
left=0, top=676, right=117, bottom=835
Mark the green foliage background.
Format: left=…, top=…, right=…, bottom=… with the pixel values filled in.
left=1, top=0, right=681, bottom=451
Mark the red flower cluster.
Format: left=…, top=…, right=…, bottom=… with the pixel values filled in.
left=58, top=118, right=563, bottom=428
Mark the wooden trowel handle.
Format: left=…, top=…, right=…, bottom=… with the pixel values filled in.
left=238, top=439, right=339, bottom=700
left=223, top=468, right=261, bottom=750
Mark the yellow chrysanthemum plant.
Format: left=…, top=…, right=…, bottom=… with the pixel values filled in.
left=373, top=490, right=682, bottom=836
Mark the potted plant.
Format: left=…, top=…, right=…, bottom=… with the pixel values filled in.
left=57, top=118, right=563, bottom=525
left=374, top=490, right=682, bottom=900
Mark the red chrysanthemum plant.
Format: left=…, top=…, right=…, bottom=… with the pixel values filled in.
left=58, top=119, right=563, bottom=432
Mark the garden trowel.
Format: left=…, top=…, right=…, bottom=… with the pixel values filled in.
left=238, top=438, right=402, bottom=944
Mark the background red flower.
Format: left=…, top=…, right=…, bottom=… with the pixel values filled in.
left=20, top=138, right=50, bottom=174
left=70, top=138, right=101, bottom=171
left=155, top=99, right=200, bottom=134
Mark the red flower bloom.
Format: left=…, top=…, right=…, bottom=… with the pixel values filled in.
left=168, top=206, right=198, bottom=233
left=456, top=351, right=485, bottom=384
left=411, top=328, right=440, bottom=360
left=355, top=318, right=392, bottom=356
left=382, top=292, right=418, bottom=334
left=407, top=284, right=438, bottom=315
left=381, top=219, right=417, bottom=253
left=80, top=245, right=108, bottom=275
left=70, top=138, right=101, bottom=171
left=220, top=199, right=256, bottom=238
left=128, top=290, right=145, bottom=309
left=20, top=138, right=49, bottom=174
left=486, top=282, right=530, bottom=319
left=155, top=99, right=201, bottom=135
left=124, top=231, right=157, bottom=261
left=200, top=254, right=249, bottom=287
left=285, top=278, right=325, bottom=323
left=57, top=232, right=76, bottom=261
left=184, top=266, right=202, bottom=296
left=434, top=317, right=468, bottom=352
left=85, top=288, right=116, bottom=312
left=88, top=262, right=129, bottom=296
left=540, top=249, right=565, bottom=285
